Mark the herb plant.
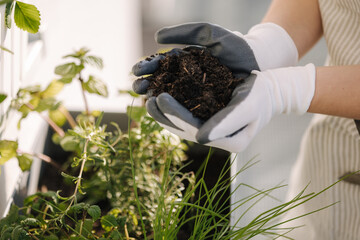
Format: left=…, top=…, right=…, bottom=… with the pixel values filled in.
left=0, top=48, right=338, bottom=239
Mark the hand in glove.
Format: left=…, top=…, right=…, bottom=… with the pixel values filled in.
left=195, top=64, right=316, bottom=152
left=132, top=22, right=301, bottom=151
left=133, top=22, right=298, bottom=93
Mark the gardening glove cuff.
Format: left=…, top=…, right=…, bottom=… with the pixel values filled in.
left=259, top=63, right=316, bottom=115
left=195, top=63, right=316, bottom=153
left=242, top=23, right=299, bottom=70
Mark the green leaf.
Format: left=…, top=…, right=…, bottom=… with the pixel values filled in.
left=118, top=89, right=139, bottom=98
left=41, top=80, right=64, bottom=98
left=11, top=225, right=30, bottom=240
left=58, top=77, right=73, bottom=84
left=0, top=140, right=18, bottom=165
left=20, top=218, right=40, bottom=227
left=87, top=205, right=101, bottom=221
left=17, top=96, right=40, bottom=116
left=16, top=153, right=33, bottom=171
left=60, top=135, right=79, bottom=152
left=49, top=109, right=67, bottom=127
left=5, top=1, right=14, bottom=29
left=83, top=75, right=108, bottom=97
left=70, top=203, right=87, bottom=213
left=21, top=85, right=41, bottom=93
left=54, top=63, right=83, bottom=78
left=95, top=112, right=104, bottom=128
left=0, top=205, right=19, bottom=229
left=56, top=190, right=70, bottom=201
left=34, top=97, right=57, bottom=112
left=0, top=0, right=14, bottom=5
left=60, top=172, right=77, bottom=182
left=100, top=214, right=118, bottom=232
left=14, top=1, right=40, bottom=34
left=0, top=93, right=7, bottom=103
left=109, top=230, right=122, bottom=239
left=126, top=106, right=147, bottom=123
left=116, top=216, right=126, bottom=229
left=0, top=45, right=13, bottom=54
left=63, top=47, right=90, bottom=59
left=51, top=133, right=61, bottom=145
left=83, top=55, right=104, bottom=69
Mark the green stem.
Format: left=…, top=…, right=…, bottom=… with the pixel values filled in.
left=78, top=75, right=90, bottom=116
left=128, top=103, right=147, bottom=239
left=67, top=138, right=89, bottom=209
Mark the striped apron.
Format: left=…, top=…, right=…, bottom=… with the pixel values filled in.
left=281, top=0, right=360, bottom=239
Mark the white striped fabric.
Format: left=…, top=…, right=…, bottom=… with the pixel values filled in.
left=280, top=0, right=360, bottom=239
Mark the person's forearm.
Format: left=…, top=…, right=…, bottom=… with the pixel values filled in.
left=308, top=65, right=360, bottom=119
left=262, top=0, right=323, bottom=59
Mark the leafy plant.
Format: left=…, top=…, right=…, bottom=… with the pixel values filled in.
left=1, top=0, right=41, bottom=34
left=0, top=48, right=339, bottom=239
left=0, top=1, right=40, bottom=55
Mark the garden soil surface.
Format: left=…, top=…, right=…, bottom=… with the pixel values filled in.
left=145, top=47, right=244, bottom=121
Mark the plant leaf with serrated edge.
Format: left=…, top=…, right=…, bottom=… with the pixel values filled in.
left=14, top=1, right=40, bottom=34
left=83, top=75, right=108, bottom=97
left=54, top=63, right=83, bottom=78
left=63, top=47, right=90, bottom=59
left=83, top=55, right=103, bottom=69
left=0, top=93, right=7, bottom=103
left=87, top=205, right=101, bottom=221
left=0, top=140, right=18, bottom=165
left=16, top=153, right=33, bottom=171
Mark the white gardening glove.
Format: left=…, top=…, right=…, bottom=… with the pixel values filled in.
left=196, top=64, right=316, bottom=152
left=132, top=22, right=300, bottom=148
left=143, top=64, right=316, bottom=152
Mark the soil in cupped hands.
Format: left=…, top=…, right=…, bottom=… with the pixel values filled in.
left=143, top=47, right=244, bottom=121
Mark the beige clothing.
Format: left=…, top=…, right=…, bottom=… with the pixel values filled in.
left=283, top=0, right=360, bottom=239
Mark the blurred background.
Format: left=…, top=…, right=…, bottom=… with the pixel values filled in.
left=1, top=0, right=327, bottom=233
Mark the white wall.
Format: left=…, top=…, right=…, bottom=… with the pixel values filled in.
left=32, top=0, right=143, bottom=112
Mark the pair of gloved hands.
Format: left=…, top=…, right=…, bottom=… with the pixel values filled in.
left=132, top=22, right=316, bottom=153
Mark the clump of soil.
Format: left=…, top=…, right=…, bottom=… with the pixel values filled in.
left=143, top=47, right=244, bottom=121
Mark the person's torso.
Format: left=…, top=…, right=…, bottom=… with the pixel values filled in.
left=319, top=0, right=360, bottom=66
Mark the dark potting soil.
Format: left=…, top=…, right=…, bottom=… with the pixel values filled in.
left=144, top=47, right=244, bottom=121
